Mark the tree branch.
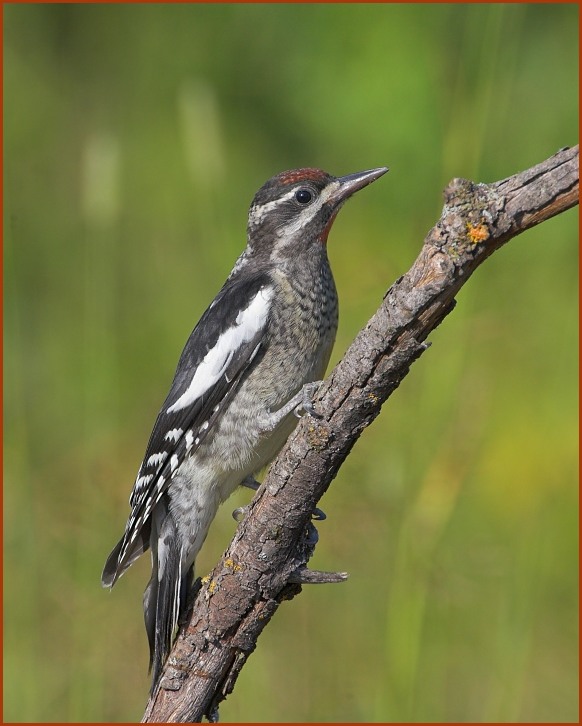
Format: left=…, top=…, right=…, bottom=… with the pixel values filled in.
left=143, top=145, right=579, bottom=723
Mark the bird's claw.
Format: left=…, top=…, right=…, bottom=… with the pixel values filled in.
left=233, top=477, right=260, bottom=520
left=305, top=521, right=319, bottom=546
left=232, top=506, right=247, bottom=523
left=294, top=381, right=323, bottom=419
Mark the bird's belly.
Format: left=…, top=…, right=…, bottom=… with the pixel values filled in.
left=168, top=399, right=298, bottom=571
left=205, top=387, right=300, bottom=498
left=168, top=304, right=337, bottom=569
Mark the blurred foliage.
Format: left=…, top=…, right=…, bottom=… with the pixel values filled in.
left=4, top=3, right=578, bottom=723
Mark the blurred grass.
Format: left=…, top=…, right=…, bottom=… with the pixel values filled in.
left=4, top=3, right=578, bottom=723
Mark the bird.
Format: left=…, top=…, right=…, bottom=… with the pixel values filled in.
left=101, top=165, right=388, bottom=691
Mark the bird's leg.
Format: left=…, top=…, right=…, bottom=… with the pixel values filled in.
left=240, top=475, right=260, bottom=491
left=232, top=476, right=260, bottom=521
left=257, top=380, right=323, bottom=435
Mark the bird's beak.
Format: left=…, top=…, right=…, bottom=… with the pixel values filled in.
left=327, top=166, right=389, bottom=205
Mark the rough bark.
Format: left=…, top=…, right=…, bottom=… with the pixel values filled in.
left=143, top=145, right=579, bottom=723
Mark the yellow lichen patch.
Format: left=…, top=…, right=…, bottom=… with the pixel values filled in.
left=367, top=392, right=379, bottom=406
left=306, top=423, right=331, bottom=451
left=467, top=222, right=490, bottom=244
left=201, top=574, right=210, bottom=584
left=207, top=580, right=218, bottom=594
left=224, top=558, right=242, bottom=572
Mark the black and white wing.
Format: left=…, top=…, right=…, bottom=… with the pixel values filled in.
left=102, top=272, right=274, bottom=587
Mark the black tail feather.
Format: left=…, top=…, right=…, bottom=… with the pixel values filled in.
left=102, top=524, right=150, bottom=588
left=144, top=513, right=187, bottom=693
left=101, top=538, right=124, bottom=588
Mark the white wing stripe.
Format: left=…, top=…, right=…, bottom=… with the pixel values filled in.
left=166, top=286, right=273, bottom=414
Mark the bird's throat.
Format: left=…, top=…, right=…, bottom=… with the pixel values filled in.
left=318, top=208, right=340, bottom=245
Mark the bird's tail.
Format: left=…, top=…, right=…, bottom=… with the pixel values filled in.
left=102, top=526, right=150, bottom=588
left=143, top=512, right=192, bottom=693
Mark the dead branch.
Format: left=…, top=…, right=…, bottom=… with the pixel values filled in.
left=143, top=145, right=579, bottom=723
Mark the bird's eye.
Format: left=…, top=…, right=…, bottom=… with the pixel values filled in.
left=295, top=188, right=313, bottom=205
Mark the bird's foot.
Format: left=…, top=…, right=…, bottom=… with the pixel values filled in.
left=294, top=380, right=323, bottom=419
left=257, top=381, right=323, bottom=434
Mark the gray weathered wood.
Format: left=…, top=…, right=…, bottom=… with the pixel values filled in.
left=143, top=145, right=578, bottom=723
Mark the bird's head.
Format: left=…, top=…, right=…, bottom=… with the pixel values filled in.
left=246, top=166, right=388, bottom=259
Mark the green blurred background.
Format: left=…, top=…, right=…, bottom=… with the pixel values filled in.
left=4, top=3, right=578, bottom=722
